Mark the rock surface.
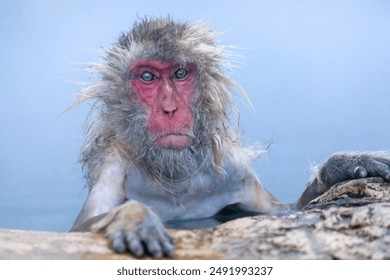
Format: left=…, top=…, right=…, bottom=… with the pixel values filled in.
left=1, top=177, right=389, bottom=260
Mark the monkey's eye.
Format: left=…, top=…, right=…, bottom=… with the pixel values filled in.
left=140, top=71, right=156, bottom=82
left=173, top=68, right=188, bottom=80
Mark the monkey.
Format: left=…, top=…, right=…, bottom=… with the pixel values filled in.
left=71, top=17, right=390, bottom=258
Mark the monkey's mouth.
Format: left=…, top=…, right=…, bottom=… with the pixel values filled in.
left=156, top=133, right=193, bottom=149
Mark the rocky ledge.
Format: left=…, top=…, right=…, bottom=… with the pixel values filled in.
left=1, top=177, right=389, bottom=259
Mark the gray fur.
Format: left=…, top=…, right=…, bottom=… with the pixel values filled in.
left=72, top=17, right=390, bottom=257
left=76, top=17, right=242, bottom=187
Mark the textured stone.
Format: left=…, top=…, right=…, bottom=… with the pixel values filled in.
left=1, top=177, right=389, bottom=259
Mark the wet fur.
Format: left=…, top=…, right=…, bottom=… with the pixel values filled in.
left=76, top=17, right=247, bottom=189
left=72, top=17, right=390, bottom=257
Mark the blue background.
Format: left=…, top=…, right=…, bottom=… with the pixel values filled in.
left=1, top=0, right=389, bottom=232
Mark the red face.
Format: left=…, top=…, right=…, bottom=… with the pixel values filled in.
left=130, top=60, right=197, bottom=149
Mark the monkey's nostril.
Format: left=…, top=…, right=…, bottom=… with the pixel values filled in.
left=163, top=107, right=177, bottom=116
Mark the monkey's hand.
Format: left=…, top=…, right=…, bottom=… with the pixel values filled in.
left=91, top=200, right=174, bottom=258
left=296, top=152, right=390, bottom=208
left=318, top=152, right=390, bottom=189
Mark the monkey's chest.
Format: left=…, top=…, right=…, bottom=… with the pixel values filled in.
left=124, top=171, right=242, bottom=221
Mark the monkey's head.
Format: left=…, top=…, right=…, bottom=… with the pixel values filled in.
left=80, top=17, right=241, bottom=182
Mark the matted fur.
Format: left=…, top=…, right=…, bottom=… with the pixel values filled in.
left=76, top=17, right=250, bottom=187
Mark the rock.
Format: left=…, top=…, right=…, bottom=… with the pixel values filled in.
left=1, top=177, right=389, bottom=259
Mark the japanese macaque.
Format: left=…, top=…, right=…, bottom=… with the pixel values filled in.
left=71, top=17, right=390, bottom=257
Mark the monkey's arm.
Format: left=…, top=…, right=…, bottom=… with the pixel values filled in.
left=71, top=161, right=127, bottom=231
left=71, top=161, right=174, bottom=257
left=295, top=152, right=390, bottom=208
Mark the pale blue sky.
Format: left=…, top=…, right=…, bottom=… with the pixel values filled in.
left=1, top=0, right=389, bottom=231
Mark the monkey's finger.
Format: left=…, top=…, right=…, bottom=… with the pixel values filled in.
left=144, top=239, right=164, bottom=258
left=159, top=232, right=174, bottom=256
left=110, top=230, right=127, bottom=253
left=160, top=237, right=174, bottom=257
left=164, top=231, right=174, bottom=244
left=141, top=227, right=173, bottom=257
left=370, top=161, right=390, bottom=181
left=353, top=166, right=368, bottom=179
left=141, top=227, right=165, bottom=258
left=372, top=154, right=390, bottom=167
left=147, top=230, right=175, bottom=257
left=125, top=232, right=144, bottom=257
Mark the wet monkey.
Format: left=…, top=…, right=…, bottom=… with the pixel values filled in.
left=71, top=18, right=390, bottom=257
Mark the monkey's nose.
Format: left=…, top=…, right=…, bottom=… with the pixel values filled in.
left=163, top=107, right=178, bottom=117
